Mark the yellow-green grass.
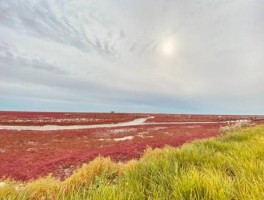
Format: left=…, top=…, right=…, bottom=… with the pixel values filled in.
left=1, top=125, right=264, bottom=200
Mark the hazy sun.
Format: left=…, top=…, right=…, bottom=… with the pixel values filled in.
left=160, top=37, right=177, bottom=57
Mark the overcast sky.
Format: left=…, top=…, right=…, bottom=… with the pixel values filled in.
left=0, top=0, right=263, bottom=114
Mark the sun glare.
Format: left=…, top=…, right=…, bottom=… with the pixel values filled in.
left=160, top=38, right=177, bottom=57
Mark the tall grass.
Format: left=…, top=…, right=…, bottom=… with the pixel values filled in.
left=1, top=125, right=264, bottom=200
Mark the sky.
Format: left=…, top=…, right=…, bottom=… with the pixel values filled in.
left=0, top=0, right=263, bottom=114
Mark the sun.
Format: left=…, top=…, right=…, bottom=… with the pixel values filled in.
left=160, top=37, right=177, bottom=57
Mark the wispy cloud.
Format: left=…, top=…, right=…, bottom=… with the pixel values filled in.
left=0, top=0, right=263, bottom=113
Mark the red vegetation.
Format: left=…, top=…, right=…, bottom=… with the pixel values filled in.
left=0, top=112, right=263, bottom=181
left=0, top=111, right=146, bottom=126
left=146, top=113, right=264, bottom=123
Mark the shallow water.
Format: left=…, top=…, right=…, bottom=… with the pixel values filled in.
left=0, top=117, right=150, bottom=131
left=0, top=117, right=226, bottom=131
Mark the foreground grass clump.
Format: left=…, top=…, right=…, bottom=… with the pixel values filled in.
left=1, top=125, right=264, bottom=200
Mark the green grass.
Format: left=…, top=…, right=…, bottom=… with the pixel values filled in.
left=1, top=125, right=264, bottom=200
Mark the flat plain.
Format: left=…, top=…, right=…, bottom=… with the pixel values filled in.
left=0, top=111, right=263, bottom=181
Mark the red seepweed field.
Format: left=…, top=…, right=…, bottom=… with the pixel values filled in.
left=0, top=111, right=264, bottom=181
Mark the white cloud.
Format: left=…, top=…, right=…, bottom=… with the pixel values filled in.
left=0, top=0, right=263, bottom=113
